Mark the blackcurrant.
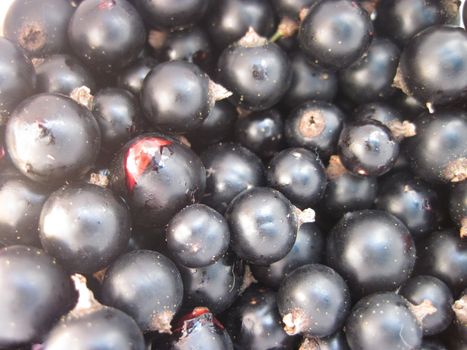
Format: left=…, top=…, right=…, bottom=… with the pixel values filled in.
left=102, top=249, right=183, bottom=333
left=277, top=264, right=351, bottom=338
left=110, top=133, right=206, bottom=228
left=39, top=183, right=132, bottom=275
left=326, top=210, right=416, bottom=297
left=166, top=203, right=230, bottom=268
left=5, top=93, right=101, bottom=184
left=298, top=0, right=373, bottom=70
left=68, top=0, right=146, bottom=72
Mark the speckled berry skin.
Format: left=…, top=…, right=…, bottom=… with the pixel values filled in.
left=102, top=250, right=183, bottom=333
left=277, top=264, right=351, bottom=338
left=345, top=292, right=423, bottom=350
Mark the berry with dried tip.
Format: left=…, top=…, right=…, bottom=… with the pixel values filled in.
left=207, top=0, right=276, bottom=49
left=217, top=28, right=291, bottom=111
left=102, top=250, right=183, bottom=334
left=285, top=101, right=345, bottom=159
left=298, top=331, right=350, bottom=350
left=399, top=275, right=454, bottom=336
left=277, top=264, right=351, bottom=338
left=223, top=286, right=299, bottom=350
left=226, top=187, right=315, bottom=265
left=5, top=93, right=101, bottom=185
left=449, top=181, right=467, bottom=238
left=345, top=292, right=424, bottom=350
left=338, top=120, right=399, bottom=177
left=142, top=60, right=231, bottom=134
left=44, top=274, right=145, bottom=350
left=3, top=0, right=74, bottom=58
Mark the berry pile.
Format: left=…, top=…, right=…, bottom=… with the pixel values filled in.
left=0, top=0, right=466, bottom=349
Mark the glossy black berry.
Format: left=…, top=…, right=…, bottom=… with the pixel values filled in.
left=0, top=172, right=49, bottom=247
left=449, top=181, right=467, bottom=238
left=0, top=37, right=36, bottom=118
left=267, top=147, right=327, bottom=208
left=345, top=292, right=423, bottom=350
left=327, top=210, right=416, bottom=297
left=187, top=100, right=237, bottom=147
left=217, top=29, right=291, bottom=111
left=207, top=0, right=276, bottom=49
left=226, top=187, right=313, bottom=265
left=142, top=60, right=227, bottom=134
left=375, top=0, right=457, bottom=47
left=110, top=134, right=206, bottom=228
left=200, top=142, right=264, bottom=214
left=222, top=286, right=299, bottom=350
left=285, top=100, right=345, bottom=159
left=92, top=87, right=141, bottom=154
left=167, top=204, right=230, bottom=268
left=68, top=0, right=146, bottom=72
left=133, top=0, right=209, bottom=30
left=102, top=250, right=183, bottom=334
left=277, top=264, right=351, bottom=338
left=338, top=120, right=399, bottom=177
left=5, top=93, right=101, bottom=184
left=282, top=51, right=338, bottom=108
left=35, top=54, right=97, bottom=96
left=376, top=172, right=442, bottom=240
left=298, top=0, right=373, bottom=70
left=420, top=339, right=448, bottom=350
left=168, top=308, right=233, bottom=350
left=339, top=38, right=400, bottom=104
left=177, top=252, right=244, bottom=314
left=3, top=0, right=74, bottom=58
left=415, top=229, right=467, bottom=294
left=235, top=109, right=284, bottom=159
left=117, top=56, right=158, bottom=97
left=399, top=275, right=454, bottom=336
left=39, top=183, right=132, bottom=274
left=149, top=26, right=212, bottom=70
left=399, top=26, right=467, bottom=107
left=450, top=288, right=467, bottom=346
left=322, top=156, right=377, bottom=219
left=354, top=101, right=403, bottom=127
left=405, top=110, right=467, bottom=184
left=251, top=223, right=324, bottom=289
left=44, top=275, right=145, bottom=350
left=0, top=245, right=74, bottom=348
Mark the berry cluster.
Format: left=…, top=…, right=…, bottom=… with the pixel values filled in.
left=0, top=0, right=466, bottom=349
